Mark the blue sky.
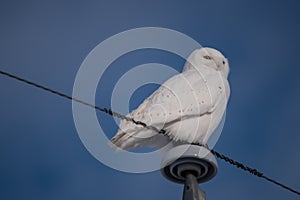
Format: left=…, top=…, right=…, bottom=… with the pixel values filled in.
left=1, top=0, right=300, bottom=199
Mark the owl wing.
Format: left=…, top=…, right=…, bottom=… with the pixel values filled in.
left=111, top=68, right=228, bottom=150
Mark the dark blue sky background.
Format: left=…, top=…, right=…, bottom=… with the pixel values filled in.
left=1, top=0, right=300, bottom=199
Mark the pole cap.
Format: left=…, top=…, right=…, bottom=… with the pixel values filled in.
left=161, top=144, right=218, bottom=184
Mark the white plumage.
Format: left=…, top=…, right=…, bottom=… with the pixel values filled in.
left=111, top=47, right=230, bottom=150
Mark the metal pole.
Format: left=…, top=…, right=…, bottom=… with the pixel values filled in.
left=183, top=173, right=206, bottom=200
left=161, top=145, right=218, bottom=200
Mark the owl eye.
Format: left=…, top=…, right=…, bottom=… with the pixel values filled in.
left=203, top=55, right=213, bottom=60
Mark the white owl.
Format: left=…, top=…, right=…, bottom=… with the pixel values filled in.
left=111, top=47, right=230, bottom=150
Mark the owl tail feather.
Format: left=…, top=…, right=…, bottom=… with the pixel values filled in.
left=109, top=130, right=142, bottom=151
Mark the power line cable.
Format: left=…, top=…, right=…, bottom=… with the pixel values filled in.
left=0, top=69, right=299, bottom=196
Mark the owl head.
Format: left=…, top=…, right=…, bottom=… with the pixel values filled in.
left=183, top=47, right=230, bottom=78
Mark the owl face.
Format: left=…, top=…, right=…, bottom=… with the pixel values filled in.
left=186, top=47, right=230, bottom=78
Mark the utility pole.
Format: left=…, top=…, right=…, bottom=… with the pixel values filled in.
left=161, top=145, right=218, bottom=200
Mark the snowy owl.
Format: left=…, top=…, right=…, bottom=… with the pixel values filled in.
left=111, top=47, right=230, bottom=150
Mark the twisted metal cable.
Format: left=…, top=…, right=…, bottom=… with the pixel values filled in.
left=0, top=69, right=299, bottom=196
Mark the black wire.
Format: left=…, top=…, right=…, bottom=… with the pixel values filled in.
left=208, top=148, right=300, bottom=195
left=0, top=69, right=299, bottom=196
left=0, top=70, right=147, bottom=126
